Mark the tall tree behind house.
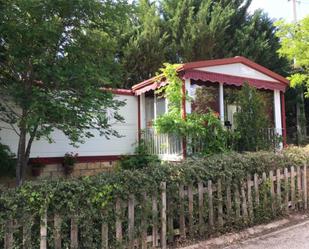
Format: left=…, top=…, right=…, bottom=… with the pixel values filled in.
left=119, top=0, right=290, bottom=88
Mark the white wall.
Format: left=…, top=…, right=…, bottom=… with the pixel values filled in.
left=0, top=94, right=139, bottom=158
left=197, top=63, right=278, bottom=82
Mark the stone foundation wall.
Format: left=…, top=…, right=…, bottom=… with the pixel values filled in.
left=0, top=160, right=117, bottom=187
left=38, top=161, right=116, bottom=179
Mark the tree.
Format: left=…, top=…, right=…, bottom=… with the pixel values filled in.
left=276, top=16, right=309, bottom=89
left=0, top=0, right=127, bottom=185
left=276, top=16, right=309, bottom=143
left=120, top=0, right=168, bottom=88
left=119, top=0, right=289, bottom=87
left=234, top=83, right=271, bottom=151
left=229, top=10, right=289, bottom=75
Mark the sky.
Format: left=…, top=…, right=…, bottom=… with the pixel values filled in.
left=248, top=0, right=309, bottom=22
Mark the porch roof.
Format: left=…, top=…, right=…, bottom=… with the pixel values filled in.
left=131, top=56, right=289, bottom=95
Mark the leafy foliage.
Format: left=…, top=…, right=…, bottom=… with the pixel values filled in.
left=119, top=0, right=289, bottom=87
left=154, top=64, right=228, bottom=155
left=0, top=147, right=308, bottom=248
left=0, top=0, right=127, bottom=184
left=117, top=140, right=160, bottom=170
left=276, top=16, right=309, bottom=92
left=234, top=83, right=276, bottom=151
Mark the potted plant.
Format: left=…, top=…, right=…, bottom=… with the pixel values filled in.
left=62, top=152, right=78, bottom=175
left=31, top=159, right=45, bottom=177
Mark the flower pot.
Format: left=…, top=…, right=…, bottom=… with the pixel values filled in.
left=31, top=167, right=41, bottom=177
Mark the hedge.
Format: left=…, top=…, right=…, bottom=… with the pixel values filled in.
left=0, top=146, right=308, bottom=248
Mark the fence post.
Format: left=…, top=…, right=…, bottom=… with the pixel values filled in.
left=234, top=184, right=241, bottom=220
left=160, top=182, right=167, bottom=249
left=247, top=175, right=253, bottom=220
left=115, top=198, right=122, bottom=243
left=262, top=172, right=267, bottom=207
left=241, top=185, right=248, bottom=220
left=198, top=182, right=205, bottom=235
left=276, top=168, right=282, bottom=208
left=71, top=217, right=78, bottom=249
left=291, top=166, right=296, bottom=209
left=128, top=194, right=135, bottom=249
left=226, top=182, right=232, bottom=220
left=254, top=173, right=259, bottom=206
left=40, top=210, right=47, bottom=249
left=167, top=197, right=174, bottom=243
left=152, top=195, right=158, bottom=247
left=101, top=211, right=108, bottom=249
left=284, top=168, right=289, bottom=212
left=188, top=184, right=194, bottom=236
left=217, top=179, right=223, bottom=227
left=179, top=184, right=186, bottom=239
left=297, top=166, right=302, bottom=209
left=302, top=164, right=307, bottom=209
left=54, top=214, right=62, bottom=249
left=208, top=180, right=214, bottom=228
left=4, top=220, right=13, bottom=249
left=141, top=193, right=147, bottom=249
left=269, top=170, right=275, bottom=212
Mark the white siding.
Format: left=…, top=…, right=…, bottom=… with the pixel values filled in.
left=197, top=63, right=278, bottom=82
left=0, top=94, right=138, bottom=157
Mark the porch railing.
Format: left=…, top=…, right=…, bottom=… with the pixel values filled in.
left=142, top=128, right=284, bottom=159
left=141, top=129, right=183, bottom=160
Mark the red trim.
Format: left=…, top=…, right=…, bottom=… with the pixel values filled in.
left=181, top=56, right=289, bottom=85
left=30, top=155, right=121, bottom=164
left=184, top=70, right=287, bottom=92
left=281, top=92, right=287, bottom=147
left=132, top=56, right=289, bottom=94
left=101, top=88, right=134, bottom=96
left=138, top=95, right=141, bottom=142
left=134, top=81, right=168, bottom=95
left=132, top=75, right=164, bottom=91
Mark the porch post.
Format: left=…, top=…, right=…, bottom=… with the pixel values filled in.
left=140, top=93, right=146, bottom=129
left=138, top=96, right=141, bottom=142
left=181, top=80, right=187, bottom=159
left=274, top=89, right=283, bottom=148
left=281, top=92, right=287, bottom=147
left=185, top=79, right=192, bottom=114
left=219, top=83, right=224, bottom=123
left=154, top=94, right=157, bottom=120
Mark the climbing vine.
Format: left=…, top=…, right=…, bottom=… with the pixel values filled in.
left=154, top=63, right=229, bottom=155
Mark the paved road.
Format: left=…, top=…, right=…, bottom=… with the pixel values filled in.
left=225, top=220, right=309, bottom=249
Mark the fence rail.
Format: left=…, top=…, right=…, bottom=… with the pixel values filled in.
left=2, top=165, right=308, bottom=249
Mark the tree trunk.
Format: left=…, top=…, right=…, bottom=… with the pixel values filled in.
left=16, top=125, right=27, bottom=186
left=23, top=126, right=38, bottom=180
left=296, top=87, right=307, bottom=144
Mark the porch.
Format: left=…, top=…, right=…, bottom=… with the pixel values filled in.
left=133, top=57, right=289, bottom=160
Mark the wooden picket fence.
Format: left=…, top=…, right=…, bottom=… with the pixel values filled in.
left=2, top=165, right=308, bottom=249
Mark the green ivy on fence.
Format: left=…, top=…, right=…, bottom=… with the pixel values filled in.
left=0, top=146, right=308, bottom=248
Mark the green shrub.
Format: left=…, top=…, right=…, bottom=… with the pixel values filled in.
left=117, top=140, right=160, bottom=170
left=0, top=142, right=16, bottom=177
left=234, top=83, right=277, bottom=151
left=0, top=147, right=308, bottom=247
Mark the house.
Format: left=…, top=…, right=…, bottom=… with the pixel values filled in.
left=0, top=56, right=289, bottom=178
